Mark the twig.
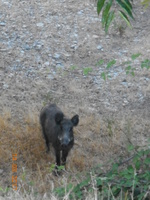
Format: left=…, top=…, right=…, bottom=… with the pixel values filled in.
left=118, top=154, right=135, bottom=166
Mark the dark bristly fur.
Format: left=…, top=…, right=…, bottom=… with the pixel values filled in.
left=40, top=104, right=79, bottom=167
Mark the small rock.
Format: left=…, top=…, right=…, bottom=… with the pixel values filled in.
left=36, top=22, right=44, bottom=27
left=56, top=63, right=64, bottom=69
left=70, top=44, right=77, bottom=49
left=0, top=169, right=3, bottom=174
left=74, top=34, right=78, bottom=38
left=44, top=61, right=50, bottom=66
left=97, top=45, right=103, bottom=50
left=33, top=41, right=43, bottom=50
left=23, top=44, right=31, bottom=50
left=77, top=10, right=84, bottom=15
left=53, top=53, right=61, bottom=60
left=3, top=83, right=9, bottom=89
left=0, top=22, right=6, bottom=26
left=57, top=24, right=61, bottom=29
left=92, top=35, right=99, bottom=39
left=124, top=100, right=128, bottom=104
left=73, top=40, right=78, bottom=44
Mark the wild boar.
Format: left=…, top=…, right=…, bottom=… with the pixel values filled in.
left=40, top=104, right=79, bottom=167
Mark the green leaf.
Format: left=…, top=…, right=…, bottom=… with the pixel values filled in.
left=119, top=10, right=132, bottom=28
left=96, top=59, right=104, bottom=66
left=144, top=157, right=150, bottom=165
left=141, top=59, right=150, bottom=69
left=79, top=179, right=90, bottom=188
left=131, top=71, right=135, bottom=76
left=49, top=164, right=55, bottom=172
left=83, top=67, right=92, bottom=75
left=126, top=65, right=132, bottom=71
left=105, top=10, right=115, bottom=33
left=96, top=177, right=102, bottom=187
left=29, top=181, right=34, bottom=186
left=131, top=53, right=141, bottom=60
left=127, top=144, right=134, bottom=151
left=97, top=0, right=106, bottom=15
left=124, top=0, right=133, bottom=10
left=116, top=0, right=134, bottom=19
left=127, top=165, right=134, bottom=172
left=57, top=165, right=65, bottom=171
left=106, top=59, right=116, bottom=69
left=101, top=72, right=107, bottom=80
left=141, top=0, right=150, bottom=8
left=124, top=180, right=134, bottom=187
left=135, top=160, right=141, bottom=170
left=67, top=183, right=73, bottom=192
left=102, top=0, right=113, bottom=27
left=70, top=65, right=77, bottom=70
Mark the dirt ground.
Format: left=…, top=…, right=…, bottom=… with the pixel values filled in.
left=0, top=0, right=150, bottom=195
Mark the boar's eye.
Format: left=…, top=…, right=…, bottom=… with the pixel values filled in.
left=60, top=124, right=64, bottom=131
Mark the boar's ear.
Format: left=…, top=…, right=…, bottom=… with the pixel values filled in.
left=71, top=115, right=79, bottom=126
left=55, top=112, right=64, bottom=125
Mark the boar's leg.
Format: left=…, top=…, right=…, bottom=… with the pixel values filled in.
left=55, top=149, right=61, bottom=166
left=41, top=127, right=50, bottom=153
left=40, top=113, right=50, bottom=153
left=62, top=150, right=69, bottom=166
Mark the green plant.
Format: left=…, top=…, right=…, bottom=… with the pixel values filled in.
left=49, top=164, right=56, bottom=173
left=42, top=92, right=54, bottom=106
left=97, top=0, right=150, bottom=33
left=124, top=53, right=142, bottom=76
left=70, top=65, right=77, bottom=70
left=131, top=53, right=141, bottom=60
left=107, top=119, right=115, bottom=136
left=69, top=54, right=149, bottom=80
left=100, top=53, right=150, bottom=80
left=100, top=59, right=116, bottom=80
left=57, top=165, right=65, bottom=172
left=141, top=0, right=150, bottom=8
left=21, top=171, right=26, bottom=181
left=0, top=186, right=10, bottom=193
left=125, top=65, right=135, bottom=76
left=54, top=142, right=150, bottom=199
left=97, top=0, right=134, bottom=33
left=141, top=59, right=150, bottom=69
left=96, top=59, right=104, bottom=66
left=83, top=67, right=92, bottom=76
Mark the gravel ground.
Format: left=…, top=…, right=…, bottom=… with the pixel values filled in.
left=0, top=1, right=150, bottom=197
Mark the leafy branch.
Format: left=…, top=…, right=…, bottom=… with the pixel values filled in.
left=97, top=0, right=134, bottom=33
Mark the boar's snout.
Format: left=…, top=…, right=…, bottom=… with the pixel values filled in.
left=60, top=137, right=71, bottom=149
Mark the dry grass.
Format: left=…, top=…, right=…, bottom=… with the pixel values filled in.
left=0, top=108, right=149, bottom=198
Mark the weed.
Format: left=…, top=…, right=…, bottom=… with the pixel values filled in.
left=141, top=59, right=150, bottom=69
left=96, top=59, right=104, bottom=66
left=42, top=92, right=54, bottom=106
left=54, top=143, right=150, bottom=199
left=0, top=108, right=149, bottom=199
left=83, top=67, right=92, bottom=76
left=70, top=65, right=77, bottom=70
